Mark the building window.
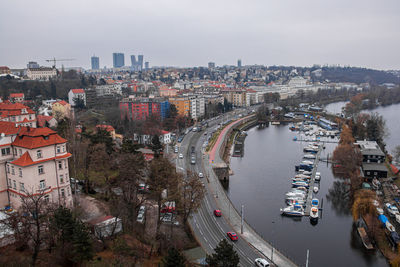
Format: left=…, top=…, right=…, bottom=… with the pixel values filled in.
left=44, top=195, right=49, bottom=202
left=62, top=145, right=65, bottom=152
left=60, top=174, right=64, bottom=183
left=19, top=168, right=22, bottom=177
left=39, top=180, right=46, bottom=190
left=38, top=165, right=44, bottom=175
left=37, top=150, right=42, bottom=158
left=1, top=147, right=11, bottom=156
left=6, top=165, right=10, bottom=173
left=11, top=166, right=15, bottom=175
left=13, top=180, right=16, bottom=189
left=61, top=189, right=65, bottom=198
left=56, top=146, right=61, bottom=153
left=58, top=161, right=63, bottom=170
left=20, top=182, right=25, bottom=192
left=64, top=160, right=67, bottom=169
left=8, top=179, right=11, bottom=188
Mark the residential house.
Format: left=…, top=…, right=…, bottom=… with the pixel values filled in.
left=52, top=100, right=72, bottom=120
left=0, top=102, right=36, bottom=128
left=0, top=122, right=73, bottom=209
left=37, top=115, right=58, bottom=128
left=9, top=93, right=24, bottom=103
left=68, top=89, right=86, bottom=107
left=355, top=140, right=388, bottom=179
left=96, top=125, right=116, bottom=140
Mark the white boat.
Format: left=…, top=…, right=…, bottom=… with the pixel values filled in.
left=280, top=204, right=304, bottom=217
left=315, top=175, right=321, bottom=181
left=292, top=181, right=309, bottom=188
left=286, top=198, right=306, bottom=206
left=295, top=186, right=308, bottom=192
left=315, top=172, right=321, bottom=176
left=385, top=203, right=400, bottom=217
left=295, top=174, right=311, bottom=179
left=313, top=186, right=319, bottom=193
left=302, top=171, right=312, bottom=176
left=310, top=207, right=319, bottom=222
left=311, top=198, right=319, bottom=207
left=301, top=160, right=314, bottom=166
left=303, top=154, right=316, bottom=160
left=377, top=207, right=384, bottom=215
left=286, top=192, right=306, bottom=198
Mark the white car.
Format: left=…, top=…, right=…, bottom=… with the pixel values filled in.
left=255, top=258, right=270, bottom=267
left=179, top=153, right=183, bottom=159
left=136, top=213, right=144, bottom=223
left=139, top=205, right=146, bottom=214
left=198, top=172, right=204, bottom=178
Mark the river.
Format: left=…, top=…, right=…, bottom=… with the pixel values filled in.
left=226, top=102, right=400, bottom=266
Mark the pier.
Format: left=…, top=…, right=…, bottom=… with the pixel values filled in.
left=304, top=147, right=323, bottom=216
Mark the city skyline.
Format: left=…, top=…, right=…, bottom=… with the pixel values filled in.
left=1, top=0, right=399, bottom=70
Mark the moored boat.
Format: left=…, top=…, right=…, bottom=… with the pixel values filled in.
left=310, top=207, right=319, bottom=222
left=280, top=204, right=304, bottom=217
left=311, top=198, right=319, bottom=207
left=313, top=186, right=319, bottom=193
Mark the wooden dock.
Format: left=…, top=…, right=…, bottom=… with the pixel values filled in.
left=304, top=147, right=322, bottom=216
left=293, top=139, right=338, bottom=144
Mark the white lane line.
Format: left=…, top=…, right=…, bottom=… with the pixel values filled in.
left=209, top=244, right=213, bottom=249
left=199, top=229, right=203, bottom=235
left=204, top=237, right=208, bottom=242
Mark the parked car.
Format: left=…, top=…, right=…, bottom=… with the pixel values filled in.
left=179, top=153, right=184, bottom=159
left=136, top=213, right=144, bottom=223
left=174, top=146, right=178, bottom=153
left=139, top=205, right=146, bottom=214
left=227, top=232, right=238, bottom=241
left=214, top=209, right=221, bottom=217
left=198, top=172, right=204, bottom=178
left=255, top=258, right=270, bottom=267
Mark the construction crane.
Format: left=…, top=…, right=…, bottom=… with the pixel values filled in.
left=45, top=57, right=75, bottom=68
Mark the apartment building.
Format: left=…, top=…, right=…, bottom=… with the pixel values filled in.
left=221, top=89, right=248, bottom=107
left=0, top=122, right=73, bottom=209
left=119, top=98, right=170, bottom=121
left=189, top=96, right=205, bottom=120
left=0, top=102, right=37, bottom=127
left=169, top=97, right=190, bottom=117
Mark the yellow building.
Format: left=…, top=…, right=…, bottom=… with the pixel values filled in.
left=52, top=100, right=72, bottom=121
left=169, top=97, right=190, bottom=117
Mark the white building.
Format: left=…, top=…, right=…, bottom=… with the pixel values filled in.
left=68, top=89, right=86, bottom=106
left=288, top=76, right=308, bottom=88
left=26, top=67, right=57, bottom=80
left=190, top=96, right=205, bottom=120
left=95, top=84, right=122, bottom=96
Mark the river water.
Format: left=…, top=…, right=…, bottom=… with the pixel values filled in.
left=226, top=102, right=400, bottom=267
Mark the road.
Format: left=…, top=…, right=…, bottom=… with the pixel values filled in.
left=175, top=109, right=268, bottom=266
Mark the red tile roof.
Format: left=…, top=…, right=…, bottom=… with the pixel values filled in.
left=54, top=100, right=69, bottom=106
left=11, top=151, right=72, bottom=167
left=161, top=130, right=170, bottom=135
left=0, top=121, right=21, bottom=135
left=10, top=93, right=24, bottom=98
left=71, top=89, right=85, bottom=94
left=12, top=127, right=67, bottom=149
left=96, top=124, right=115, bottom=132
left=37, top=115, right=54, bottom=127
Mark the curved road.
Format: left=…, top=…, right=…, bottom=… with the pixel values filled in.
left=176, top=110, right=272, bottom=266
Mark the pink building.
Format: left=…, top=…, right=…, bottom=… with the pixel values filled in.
left=0, top=122, right=73, bottom=209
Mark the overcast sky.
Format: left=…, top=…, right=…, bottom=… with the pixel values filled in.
left=1, top=0, right=399, bottom=70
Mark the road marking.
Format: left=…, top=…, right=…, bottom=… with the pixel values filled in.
left=199, top=229, right=203, bottom=235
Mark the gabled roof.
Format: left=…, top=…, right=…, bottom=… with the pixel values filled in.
left=53, top=100, right=69, bottom=106
left=37, top=115, right=55, bottom=127
left=10, top=93, right=24, bottom=98
left=12, top=127, right=67, bottom=149
left=0, top=121, right=21, bottom=135
left=71, top=89, right=85, bottom=94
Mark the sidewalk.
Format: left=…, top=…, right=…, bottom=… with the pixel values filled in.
left=204, top=118, right=298, bottom=267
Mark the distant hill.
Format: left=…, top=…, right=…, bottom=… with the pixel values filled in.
left=319, top=67, right=400, bottom=85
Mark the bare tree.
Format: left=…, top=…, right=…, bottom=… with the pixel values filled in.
left=7, top=190, right=55, bottom=266
left=179, top=171, right=205, bottom=224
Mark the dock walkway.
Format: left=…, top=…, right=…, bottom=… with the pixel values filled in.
left=304, top=147, right=322, bottom=216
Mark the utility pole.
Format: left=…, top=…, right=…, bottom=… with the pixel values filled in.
left=241, top=204, right=244, bottom=234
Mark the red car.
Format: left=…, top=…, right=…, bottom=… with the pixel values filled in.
left=214, top=209, right=222, bottom=217
left=227, top=232, right=238, bottom=241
